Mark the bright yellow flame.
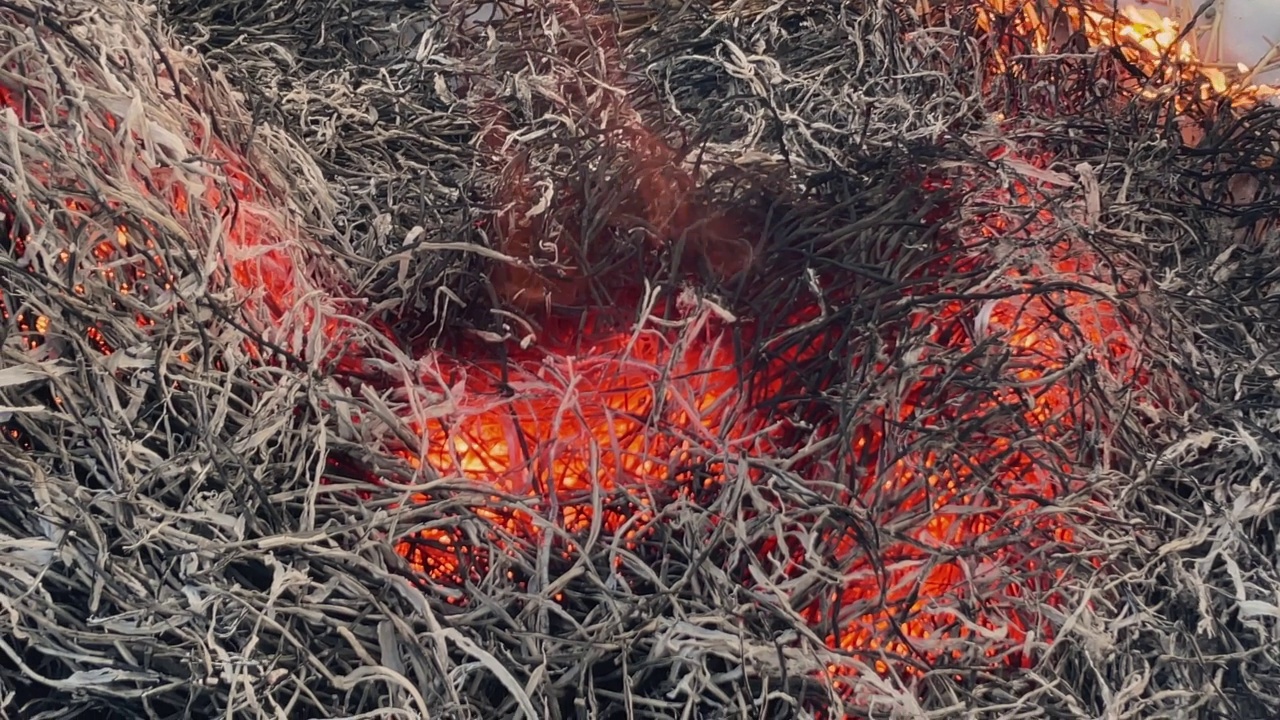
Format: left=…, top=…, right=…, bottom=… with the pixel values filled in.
left=981, top=0, right=1278, bottom=105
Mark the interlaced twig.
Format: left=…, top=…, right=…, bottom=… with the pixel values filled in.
left=0, top=0, right=1278, bottom=718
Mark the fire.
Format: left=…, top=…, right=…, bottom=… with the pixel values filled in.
left=980, top=0, right=1279, bottom=105
left=0, top=0, right=1200, bottom=712
left=3, top=60, right=1118, bottom=682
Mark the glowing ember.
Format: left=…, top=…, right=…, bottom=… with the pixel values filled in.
left=383, top=228, right=1133, bottom=689
left=0, top=79, right=355, bottom=368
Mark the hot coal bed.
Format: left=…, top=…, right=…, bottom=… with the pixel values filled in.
left=1, top=1, right=1279, bottom=719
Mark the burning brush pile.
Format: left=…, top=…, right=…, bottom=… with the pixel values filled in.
left=2, top=0, right=1280, bottom=717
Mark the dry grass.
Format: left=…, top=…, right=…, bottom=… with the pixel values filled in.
left=0, top=0, right=1279, bottom=718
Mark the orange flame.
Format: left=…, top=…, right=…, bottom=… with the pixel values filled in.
left=981, top=0, right=1278, bottom=105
